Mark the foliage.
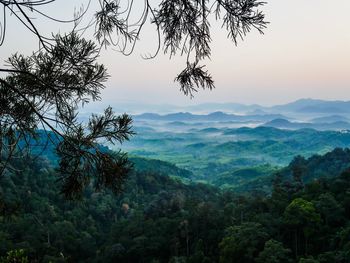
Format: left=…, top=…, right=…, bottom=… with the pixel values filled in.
left=284, top=198, right=321, bottom=228
left=256, top=240, right=292, bottom=263
left=0, top=249, right=28, bottom=263
left=122, top=124, right=350, bottom=189
left=0, top=33, right=134, bottom=198
left=1, top=149, right=350, bottom=262
left=219, top=222, right=269, bottom=263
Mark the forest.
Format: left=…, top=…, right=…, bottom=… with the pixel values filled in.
left=0, top=147, right=350, bottom=262
left=0, top=1, right=349, bottom=262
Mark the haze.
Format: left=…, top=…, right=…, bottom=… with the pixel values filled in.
left=1, top=0, right=349, bottom=106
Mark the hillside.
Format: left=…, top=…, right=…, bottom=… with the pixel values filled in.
left=15, top=128, right=350, bottom=190
left=122, top=126, right=350, bottom=184
left=262, top=118, right=350, bottom=130
left=237, top=147, right=350, bottom=193
left=1, top=150, right=350, bottom=262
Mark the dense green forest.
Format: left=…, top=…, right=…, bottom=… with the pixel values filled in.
left=121, top=126, right=350, bottom=185
left=1, top=0, right=349, bottom=262
left=1, top=148, right=350, bottom=262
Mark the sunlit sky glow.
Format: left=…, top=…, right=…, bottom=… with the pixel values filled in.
left=1, top=0, right=349, bottom=106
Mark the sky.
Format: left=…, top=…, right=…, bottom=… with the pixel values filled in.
left=0, top=0, right=350, bottom=107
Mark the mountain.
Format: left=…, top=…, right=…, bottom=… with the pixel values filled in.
left=134, top=112, right=288, bottom=122
left=270, top=98, right=325, bottom=112
left=185, top=99, right=350, bottom=116
left=132, top=99, right=350, bottom=123
left=130, top=157, right=193, bottom=179
left=262, top=118, right=300, bottom=129
left=270, top=98, right=350, bottom=114
left=79, top=99, right=350, bottom=122
left=166, top=121, right=190, bottom=127
left=262, top=118, right=350, bottom=130
left=298, top=105, right=350, bottom=114
left=310, top=115, right=349, bottom=123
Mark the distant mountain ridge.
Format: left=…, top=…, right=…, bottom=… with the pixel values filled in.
left=262, top=118, right=350, bottom=131
left=181, top=98, right=350, bottom=114
left=310, top=115, right=349, bottom=123
left=172, top=98, right=350, bottom=115
left=80, top=99, right=350, bottom=120
left=134, top=111, right=288, bottom=122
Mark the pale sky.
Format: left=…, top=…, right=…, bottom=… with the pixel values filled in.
left=1, top=0, right=350, bottom=106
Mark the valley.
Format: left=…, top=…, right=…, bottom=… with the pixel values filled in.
left=116, top=100, right=350, bottom=190
left=2, top=99, right=350, bottom=262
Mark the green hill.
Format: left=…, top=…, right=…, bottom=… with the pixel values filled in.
left=1, top=149, right=350, bottom=262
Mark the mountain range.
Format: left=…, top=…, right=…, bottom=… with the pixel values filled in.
left=130, top=99, right=350, bottom=130
left=269, top=99, right=350, bottom=114
left=189, top=98, right=350, bottom=115
left=134, top=112, right=287, bottom=122
left=81, top=98, right=350, bottom=116
left=262, top=118, right=350, bottom=130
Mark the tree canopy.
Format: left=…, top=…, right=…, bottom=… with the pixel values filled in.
left=1, top=150, right=350, bottom=262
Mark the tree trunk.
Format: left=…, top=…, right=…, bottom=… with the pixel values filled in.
left=305, top=234, right=308, bottom=256
left=295, top=230, right=298, bottom=258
